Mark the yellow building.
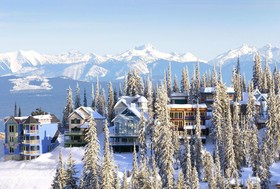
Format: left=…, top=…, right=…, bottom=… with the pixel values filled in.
left=168, top=104, right=208, bottom=142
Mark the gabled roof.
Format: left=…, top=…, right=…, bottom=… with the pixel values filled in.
left=68, top=106, right=105, bottom=120
left=4, top=116, right=18, bottom=124
left=24, top=116, right=39, bottom=124
left=200, top=87, right=235, bottom=94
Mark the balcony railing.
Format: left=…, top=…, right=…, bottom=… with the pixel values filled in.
left=110, top=141, right=138, bottom=146
left=23, top=130, right=39, bottom=135
left=23, top=140, right=40, bottom=145
left=64, top=131, right=84, bottom=136
left=185, top=116, right=206, bottom=120
left=64, top=139, right=87, bottom=145
left=22, top=150, right=40, bottom=155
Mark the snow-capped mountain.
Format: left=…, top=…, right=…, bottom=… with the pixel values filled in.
left=0, top=44, right=205, bottom=81
left=209, top=44, right=280, bottom=66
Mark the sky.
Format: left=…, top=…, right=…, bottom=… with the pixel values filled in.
left=0, top=0, right=279, bottom=60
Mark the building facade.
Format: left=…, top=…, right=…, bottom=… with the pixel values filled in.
left=110, top=95, right=148, bottom=152
left=168, top=104, right=208, bottom=142
left=4, top=114, right=59, bottom=161
left=64, top=106, right=105, bottom=147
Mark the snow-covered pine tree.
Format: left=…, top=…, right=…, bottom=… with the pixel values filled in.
left=215, top=142, right=225, bottom=189
left=202, top=152, right=213, bottom=182
left=74, top=83, right=81, bottom=109
left=211, top=64, right=217, bottom=86
left=65, top=150, right=78, bottom=189
left=83, top=88, right=87, bottom=107
left=97, top=88, right=106, bottom=116
left=131, top=144, right=139, bottom=189
left=232, top=101, right=243, bottom=170
left=181, top=67, right=190, bottom=95
left=191, top=164, right=200, bottom=189
left=172, top=126, right=181, bottom=170
left=251, top=123, right=260, bottom=176
left=51, top=149, right=66, bottom=189
left=138, top=112, right=147, bottom=165
left=122, top=170, right=128, bottom=189
left=101, top=120, right=114, bottom=189
left=91, top=83, right=95, bottom=108
left=62, top=86, right=74, bottom=127
left=224, top=103, right=238, bottom=179
left=260, top=153, right=270, bottom=189
left=151, top=156, right=162, bottom=189
left=127, top=69, right=144, bottom=96
left=153, top=84, right=174, bottom=188
left=181, top=131, right=192, bottom=189
left=176, top=170, right=186, bottom=189
left=93, top=76, right=100, bottom=111
left=167, top=63, right=172, bottom=97
left=194, top=103, right=203, bottom=178
left=123, top=73, right=128, bottom=96
left=107, top=82, right=115, bottom=125
left=173, top=74, right=179, bottom=93
left=252, top=53, right=263, bottom=91
left=80, top=114, right=100, bottom=189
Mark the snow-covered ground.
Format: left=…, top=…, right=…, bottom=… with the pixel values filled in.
left=0, top=130, right=280, bottom=189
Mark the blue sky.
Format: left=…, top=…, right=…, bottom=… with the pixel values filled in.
left=0, top=0, right=279, bottom=59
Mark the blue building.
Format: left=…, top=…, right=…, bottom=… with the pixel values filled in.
left=4, top=114, right=59, bottom=161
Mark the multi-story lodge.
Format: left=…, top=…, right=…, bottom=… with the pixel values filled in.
left=241, top=88, right=268, bottom=128
left=168, top=103, right=208, bottom=142
left=110, top=95, right=148, bottom=152
left=64, top=106, right=105, bottom=147
left=4, top=114, right=60, bottom=161
left=200, top=87, right=235, bottom=105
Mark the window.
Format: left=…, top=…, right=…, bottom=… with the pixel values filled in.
left=9, top=147, right=14, bottom=153
left=71, top=119, right=81, bottom=124
left=9, top=125, right=14, bottom=133
left=9, top=136, right=14, bottom=142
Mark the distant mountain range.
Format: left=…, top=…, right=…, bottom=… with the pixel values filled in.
left=1, top=44, right=279, bottom=83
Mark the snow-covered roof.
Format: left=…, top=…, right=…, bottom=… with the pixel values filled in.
left=80, top=122, right=89, bottom=129
left=168, top=104, right=207, bottom=109
left=170, top=92, right=188, bottom=97
left=69, top=106, right=105, bottom=120
left=200, top=87, right=235, bottom=93
left=137, top=96, right=147, bottom=103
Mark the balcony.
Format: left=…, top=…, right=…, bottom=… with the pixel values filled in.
left=185, top=116, right=206, bottom=120
left=110, top=141, right=138, bottom=146
left=64, top=131, right=84, bottom=136
left=22, top=150, right=40, bottom=155
left=23, top=130, right=39, bottom=135
left=22, top=140, right=40, bottom=145
left=64, top=139, right=87, bottom=146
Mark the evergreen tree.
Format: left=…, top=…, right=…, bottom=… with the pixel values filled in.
left=93, top=76, right=100, bottom=111
left=181, top=131, right=192, bottom=189
left=123, top=74, right=128, bottom=96
left=122, top=171, right=128, bottom=189
left=14, top=102, right=17, bottom=117
left=51, top=149, right=66, bottom=189
left=167, top=63, right=172, bottom=96
left=194, top=104, right=203, bottom=178
left=202, top=152, right=213, bottom=182
left=62, top=86, right=74, bottom=127
left=173, top=74, right=179, bottom=93
left=91, top=83, right=95, bottom=108
left=80, top=115, right=100, bottom=189
left=172, top=126, right=181, bottom=169
left=232, top=102, right=243, bottom=170
left=251, top=124, right=260, bottom=176
left=138, top=113, right=147, bottom=164
left=127, top=69, right=144, bottom=96
left=252, top=53, right=263, bottom=90
left=131, top=144, right=139, bottom=189
left=191, top=164, right=199, bottom=189
left=181, top=67, right=190, bottom=95
left=211, top=64, right=217, bottom=86
left=215, top=142, right=224, bottom=189
left=224, top=104, right=238, bottom=179
left=83, top=88, right=87, bottom=107
left=101, top=120, right=114, bottom=189
left=176, top=170, right=186, bottom=189
left=74, top=83, right=81, bottom=109
left=151, top=156, right=162, bottom=189
left=97, top=88, right=106, bottom=116
left=18, top=106, right=21, bottom=117
left=107, top=82, right=115, bottom=125
left=153, top=84, right=174, bottom=189
left=65, top=150, right=78, bottom=189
